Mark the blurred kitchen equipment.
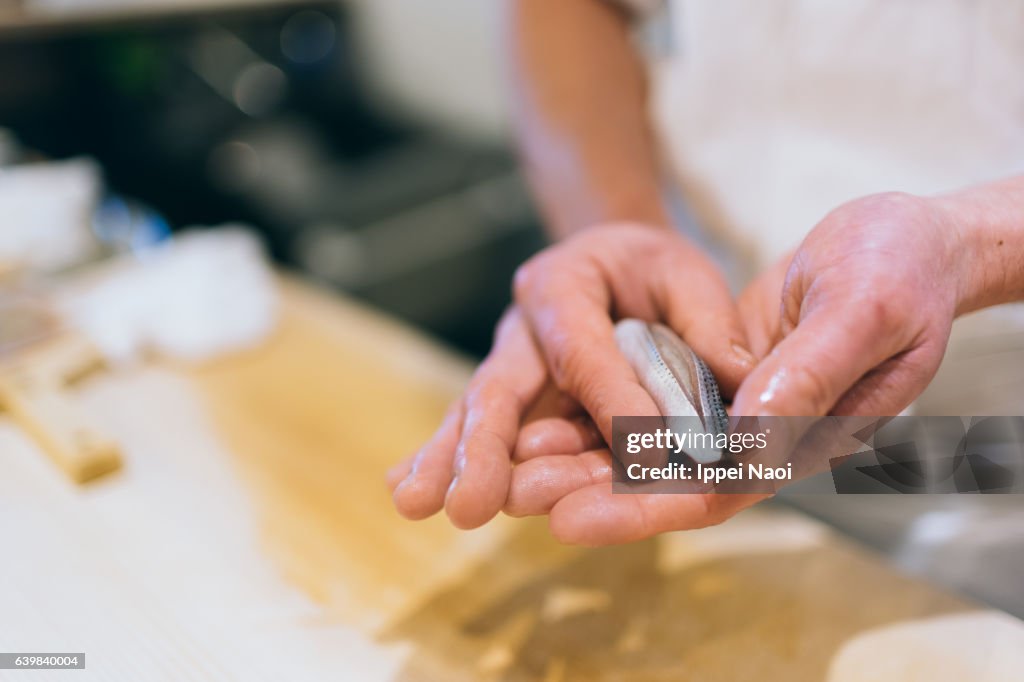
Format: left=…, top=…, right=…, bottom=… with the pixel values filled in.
left=63, top=228, right=278, bottom=365
left=0, top=227, right=278, bottom=484
left=0, top=153, right=118, bottom=483
left=0, top=157, right=102, bottom=273
left=0, top=289, right=122, bottom=483
left=0, top=0, right=544, bottom=357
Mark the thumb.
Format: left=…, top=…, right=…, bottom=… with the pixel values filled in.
left=731, top=305, right=899, bottom=418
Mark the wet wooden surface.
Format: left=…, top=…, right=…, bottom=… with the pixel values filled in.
left=2, top=277, right=1021, bottom=681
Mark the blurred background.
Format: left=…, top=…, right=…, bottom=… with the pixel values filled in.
left=0, top=0, right=544, bottom=357
left=1, top=0, right=1022, bottom=624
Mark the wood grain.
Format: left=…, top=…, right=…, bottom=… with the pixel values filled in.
left=186, top=279, right=992, bottom=681
left=1, top=276, right=1018, bottom=681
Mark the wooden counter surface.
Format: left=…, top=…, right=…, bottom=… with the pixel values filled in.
left=1, top=278, right=1021, bottom=682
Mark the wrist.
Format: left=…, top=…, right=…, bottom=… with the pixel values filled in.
left=604, top=187, right=674, bottom=230
left=580, top=191, right=674, bottom=236
left=543, top=184, right=673, bottom=239
left=932, top=178, right=1024, bottom=316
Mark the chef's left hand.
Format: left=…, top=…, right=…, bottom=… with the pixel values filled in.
left=733, top=192, right=965, bottom=417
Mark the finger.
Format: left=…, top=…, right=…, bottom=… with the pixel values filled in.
left=737, top=293, right=769, bottom=360
left=514, top=415, right=604, bottom=462
left=444, top=310, right=548, bottom=529
left=731, top=305, right=904, bottom=418
left=392, top=399, right=465, bottom=520
left=547, top=484, right=766, bottom=546
left=386, top=453, right=415, bottom=491
left=515, top=262, right=661, bottom=444
left=737, top=275, right=785, bottom=361
left=504, top=449, right=613, bottom=517
left=831, top=341, right=945, bottom=416
left=522, top=381, right=584, bottom=423
left=658, top=252, right=755, bottom=397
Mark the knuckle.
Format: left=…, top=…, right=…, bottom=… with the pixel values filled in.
left=863, top=190, right=918, bottom=212
left=865, top=295, right=900, bottom=333
left=811, top=195, right=902, bottom=253
left=512, top=260, right=536, bottom=299
left=464, top=365, right=493, bottom=402
left=848, top=289, right=906, bottom=336
left=513, top=252, right=553, bottom=300
left=549, top=342, right=590, bottom=397
left=492, top=307, right=519, bottom=340
left=833, top=191, right=927, bottom=228
left=577, top=382, right=610, bottom=423
left=464, top=377, right=505, bottom=415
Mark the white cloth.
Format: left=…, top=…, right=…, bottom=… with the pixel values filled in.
left=619, top=0, right=1024, bottom=267
left=0, top=158, right=102, bottom=272
left=63, top=228, right=278, bottom=365
left=610, top=0, right=1024, bottom=413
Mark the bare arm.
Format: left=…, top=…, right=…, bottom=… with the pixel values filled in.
left=505, top=0, right=669, bottom=238
left=940, top=176, right=1024, bottom=315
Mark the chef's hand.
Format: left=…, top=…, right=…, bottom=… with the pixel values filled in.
left=737, top=253, right=791, bottom=361
left=732, top=192, right=965, bottom=417
left=394, top=188, right=1022, bottom=545
left=512, top=223, right=755, bottom=435
left=388, top=308, right=592, bottom=528
left=494, top=193, right=967, bottom=546
left=390, top=222, right=756, bottom=531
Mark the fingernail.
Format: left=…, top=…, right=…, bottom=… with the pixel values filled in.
left=732, top=343, right=757, bottom=367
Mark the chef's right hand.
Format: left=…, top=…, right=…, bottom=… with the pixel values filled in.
left=389, top=222, right=756, bottom=533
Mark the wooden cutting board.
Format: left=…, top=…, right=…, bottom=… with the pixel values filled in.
left=1, top=276, right=1021, bottom=682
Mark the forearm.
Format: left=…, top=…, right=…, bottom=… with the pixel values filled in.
left=504, top=0, right=669, bottom=239
left=936, top=177, right=1024, bottom=315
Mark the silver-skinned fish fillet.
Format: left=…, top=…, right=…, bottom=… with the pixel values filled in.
left=614, top=318, right=728, bottom=463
